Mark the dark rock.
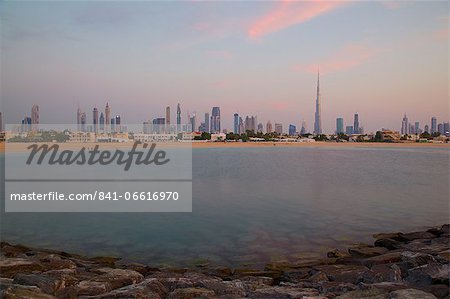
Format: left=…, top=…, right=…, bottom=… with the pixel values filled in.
left=250, top=286, right=319, bottom=298
left=114, top=260, right=154, bottom=276
left=235, top=268, right=281, bottom=278
left=359, top=282, right=410, bottom=292
left=362, top=252, right=403, bottom=268
left=388, top=288, right=437, bottom=299
left=440, top=224, right=449, bottom=235
left=374, top=239, right=404, bottom=250
left=360, top=263, right=402, bottom=284
left=335, top=288, right=389, bottom=298
left=327, top=249, right=348, bottom=258
left=401, top=232, right=437, bottom=242
left=200, top=266, right=232, bottom=279
left=89, top=267, right=144, bottom=290
left=349, top=246, right=389, bottom=258
left=40, top=254, right=77, bottom=272
left=0, top=258, right=43, bottom=278
left=198, top=279, right=246, bottom=297
left=311, top=264, right=368, bottom=284
left=400, top=251, right=436, bottom=268
left=167, top=287, right=215, bottom=299
left=407, top=263, right=449, bottom=286
left=88, top=256, right=120, bottom=267
left=318, top=281, right=357, bottom=295
left=309, top=271, right=329, bottom=283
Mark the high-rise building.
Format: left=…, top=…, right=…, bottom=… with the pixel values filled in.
left=0, top=112, right=3, bottom=132
left=414, top=122, right=420, bottom=135
left=274, top=123, right=283, bottom=135
left=233, top=113, right=239, bottom=134
left=111, top=118, right=116, bottom=132
left=93, top=108, right=99, bottom=132
left=266, top=121, right=273, bottom=133
left=431, top=117, right=437, bottom=134
left=80, top=112, right=86, bottom=132
left=99, top=112, right=105, bottom=131
left=300, top=121, right=307, bottom=135
left=245, top=116, right=257, bottom=132
left=31, top=105, right=39, bottom=130
left=257, top=123, right=263, bottom=133
left=190, top=113, right=196, bottom=132
left=353, top=113, right=360, bottom=134
left=77, top=106, right=83, bottom=131
left=210, top=107, right=221, bottom=133
left=166, top=106, right=170, bottom=125
left=409, top=124, right=414, bottom=135
left=176, top=103, right=181, bottom=126
left=424, top=124, right=429, bottom=133
left=438, top=123, right=444, bottom=135
left=105, top=102, right=111, bottom=130
left=115, top=115, right=121, bottom=132
left=336, top=118, right=344, bottom=134
left=444, top=122, right=450, bottom=136
left=239, top=117, right=244, bottom=134
left=401, top=114, right=408, bottom=135
left=346, top=126, right=353, bottom=135
left=313, top=71, right=322, bottom=135
left=288, top=124, right=296, bottom=136
left=204, top=113, right=210, bottom=133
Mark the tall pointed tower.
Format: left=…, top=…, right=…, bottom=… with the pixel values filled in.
left=313, top=70, right=322, bottom=135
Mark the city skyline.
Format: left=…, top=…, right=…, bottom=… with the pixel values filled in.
left=1, top=1, right=448, bottom=132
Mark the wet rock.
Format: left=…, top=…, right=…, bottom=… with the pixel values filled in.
left=359, top=282, right=410, bottom=292
left=167, top=287, right=215, bottom=299
left=200, top=266, right=232, bottom=279
left=250, top=286, right=319, bottom=299
left=327, top=249, right=348, bottom=258
left=407, top=263, right=449, bottom=286
left=349, top=246, right=388, bottom=258
left=388, top=288, right=437, bottom=299
left=1, top=284, right=57, bottom=298
left=199, top=279, right=246, bottom=297
left=318, top=281, right=357, bottom=295
left=374, top=239, right=404, bottom=250
left=362, top=252, right=403, bottom=268
left=239, top=276, right=273, bottom=292
left=436, top=249, right=450, bottom=263
left=277, top=268, right=310, bottom=283
left=114, top=260, right=155, bottom=276
left=309, top=271, right=329, bottom=283
left=88, top=256, right=120, bottom=267
left=335, top=288, right=389, bottom=298
left=0, top=244, right=31, bottom=258
left=362, top=263, right=403, bottom=283
left=0, top=258, right=43, bottom=278
left=373, top=232, right=405, bottom=241
left=401, top=232, right=437, bottom=242
left=439, top=224, right=449, bottom=235
left=235, top=268, right=281, bottom=278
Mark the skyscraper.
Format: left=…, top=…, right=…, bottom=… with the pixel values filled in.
left=0, top=112, right=3, bottom=132
left=233, top=113, right=239, bottom=134
left=204, top=112, right=210, bottom=133
left=105, top=102, right=111, bottom=130
left=288, top=124, right=296, bottom=136
left=275, top=123, right=283, bottom=135
left=346, top=126, right=353, bottom=135
left=424, top=125, right=429, bottom=133
left=257, top=123, right=263, bottom=133
left=239, top=117, right=244, bottom=134
left=353, top=113, right=359, bottom=134
left=313, top=71, right=322, bottom=135
left=31, top=105, right=39, bottom=131
left=414, top=122, right=420, bottom=135
left=401, top=114, right=408, bottom=135
left=190, top=113, right=196, bottom=132
left=300, top=121, right=307, bottom=135
left=244, top=116, right=257, bottom=132
left=80, top=112, right=86, bottom=132
left=336, top=118, right=344, bottom=134
left=77, top=106, right=83, bottom=131
left=166, top=106, right=170, bottom=125
left=266, top=121, right=273, bottom=133
left=431, top=117, right=437, bottom=134
left=210, top=107, right=221, bottom=133
left=99, top=112, right=105, bottom=131
left=176, top=103, right=181, bottom=126
left=93, top=107, right=99, bottom=132
left=115, top=115, right=121, bottom=132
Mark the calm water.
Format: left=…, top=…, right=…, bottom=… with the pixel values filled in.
left=1, top=146, right=449, bottom=267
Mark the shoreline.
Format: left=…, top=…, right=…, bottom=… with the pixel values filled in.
left=1, top=141, right=449, bottom=153
left=1, top=224, right=448, bottom=298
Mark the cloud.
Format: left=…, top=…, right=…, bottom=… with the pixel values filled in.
left=248, top=0, right=346, bottom=39
left=432, top=27, right=449, bottom=41
left=292, top=43, right=383, bottom=75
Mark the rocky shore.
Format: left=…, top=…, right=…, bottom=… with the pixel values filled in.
left=1, top=224, right=449, bottom=298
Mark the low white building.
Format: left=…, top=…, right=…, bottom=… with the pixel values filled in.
left=134, top=133, right=178, bottom=143
left=211, top=133, right=226, bottom=142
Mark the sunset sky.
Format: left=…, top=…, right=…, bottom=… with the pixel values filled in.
left=1, top=1, right=448, bottom=133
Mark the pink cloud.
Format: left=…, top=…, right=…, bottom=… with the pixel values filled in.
left=433, top=27, right=449, bottom=41
left=206, top=50, right=233, bottom=60
left=248, top=0, right=346, bottom=39
left=292, top=43, right=383, bottom=75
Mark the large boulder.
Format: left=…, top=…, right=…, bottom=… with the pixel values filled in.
left=0, top=258, right=43, bottom=278
left=388, top=288, right=437, bottom=299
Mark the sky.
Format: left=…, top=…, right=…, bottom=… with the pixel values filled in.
left=0, top=1, right=448, bottom=133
